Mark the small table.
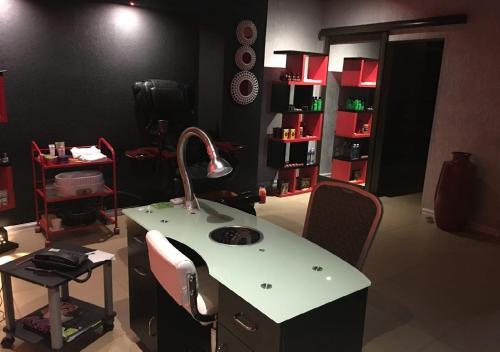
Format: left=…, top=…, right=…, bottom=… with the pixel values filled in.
left=0, top=245, right=115, bottom=351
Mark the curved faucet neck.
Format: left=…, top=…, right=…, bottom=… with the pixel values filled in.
left=176, top=127, right=217, bottom=212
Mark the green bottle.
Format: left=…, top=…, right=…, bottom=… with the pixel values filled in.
left=317, top=97, right=323, bottom=111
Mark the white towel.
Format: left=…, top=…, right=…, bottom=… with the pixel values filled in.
left=70, top=146, right=107, bottom=161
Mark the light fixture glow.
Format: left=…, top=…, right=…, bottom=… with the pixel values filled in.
left=113, top=6, right=139, bottom=31
left=326, top=276, right=332, bottom=281
left=0, top=0, right=11, bottom=13
left=129, top=1, right=135, bottom=6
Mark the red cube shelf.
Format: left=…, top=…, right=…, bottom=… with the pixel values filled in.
left=275, top=51, right=328, bottom=86
left=340, top=58, right=379, bottom=88
left=278, top=112, right=323, bottom=141
left=0, top=71, right=7, bottom=124
left=276, top=165, right=318, bottom=197
left=331, top=159, right=367, bottom=185
left=336, top=111, right=372, bottom=138
left=0, top=166, right=15, bottom=211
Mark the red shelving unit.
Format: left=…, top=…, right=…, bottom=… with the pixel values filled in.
left=0, top=166, right=15, bottom=212
left=336, top=111, right=373, bottom=138
left=276, top=165, right=318, bottom=197
left=332, top=57, right=379, bottom=186
left=340, top=58, right=379, bottom=88
left=269, top=51, right=328, bottom=197
left=274, top=51, right=329, bottom=86
left=0, top=70, right=7, bottom=124
left=270, top=136, right=320, bottom=143
left=31, top=138, right=119, bottom=245
left=331, top=159, right=367, bottom=185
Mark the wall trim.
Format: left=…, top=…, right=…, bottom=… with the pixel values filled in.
left=468, top=222, right=500, bottom=238
left=421, top=208, right=499, bottom=237
left=421, top=208, right=435, bottom=217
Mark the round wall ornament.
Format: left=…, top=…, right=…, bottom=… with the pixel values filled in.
left=236, top=20, right=257, bottom=45
left=230, top=71, right=259, bottom=105
left=235, top=45, right=256, bottom=71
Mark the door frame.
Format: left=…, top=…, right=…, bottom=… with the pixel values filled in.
left=318, top=14, right=467, bottom=193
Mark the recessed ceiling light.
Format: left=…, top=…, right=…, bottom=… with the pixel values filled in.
left=129, top=1, right=135, bottom=6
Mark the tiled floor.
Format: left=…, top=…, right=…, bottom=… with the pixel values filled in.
left=1, top=193, right=499, bottom=351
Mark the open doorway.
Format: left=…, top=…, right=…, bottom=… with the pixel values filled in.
left=373, top=39, right=444, bottom=196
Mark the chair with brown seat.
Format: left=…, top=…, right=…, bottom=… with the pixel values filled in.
left=303, top=181, right=383, bottom=270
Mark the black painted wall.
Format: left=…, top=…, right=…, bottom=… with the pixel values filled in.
left=0, top=0, right=199, bottom=225
left=220, top=0, right=269, bottom=192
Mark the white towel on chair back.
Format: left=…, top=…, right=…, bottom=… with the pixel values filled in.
left=146, top=230, right=196, bottom=313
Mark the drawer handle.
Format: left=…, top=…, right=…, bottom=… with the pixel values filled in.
left=133, top=266, right=147, bottom=277
left=148, top=316, right=157, bottom=336
left=133, top=235, right=146, bottom=245
left=233, top=313, right=258, bottom=332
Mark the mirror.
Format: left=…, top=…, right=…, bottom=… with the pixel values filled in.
left=242, top=52, right=252, bottom=64
left=236, top=20, right=257, bottom=45
left=240, top=80, right=253, bottom=96
left=230, top=71, right=259, bottom=105
left=234, top=45, right=256, bottom=71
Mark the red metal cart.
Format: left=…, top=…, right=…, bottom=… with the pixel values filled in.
left=31, top=138, right=119, bottom=245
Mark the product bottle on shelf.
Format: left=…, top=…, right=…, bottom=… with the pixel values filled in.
left=311, top=97, right=317, bottom=111
left=258, top=185, right=267, bottom=204
left=0, top=152, right=9, bottom=165
left=317, top=97, right=323, bottom=111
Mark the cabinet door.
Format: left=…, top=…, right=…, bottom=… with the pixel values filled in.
left=127, top=219, right=158, bottom=351
left=128, top=261, right=158, bottom=351
left=218, top=285, right=280, bottom=351
left=217, top=324, right=253, bottom=352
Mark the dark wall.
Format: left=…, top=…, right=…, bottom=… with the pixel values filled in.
left=0, top=0, right=199, bottom=225
left=220, top=0, right=269, bottom=192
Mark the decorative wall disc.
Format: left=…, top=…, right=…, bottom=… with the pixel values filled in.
left=230, top=71, right=259, bottom=105
left=236, top=20, right=257, bottom=46
left=235, top=45, right=256, bottom=71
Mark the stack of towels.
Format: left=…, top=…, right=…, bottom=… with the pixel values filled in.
left=70, top=146, right=107, bottom=162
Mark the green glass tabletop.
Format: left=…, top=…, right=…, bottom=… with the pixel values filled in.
left=123, top=199, right=370, bottom=324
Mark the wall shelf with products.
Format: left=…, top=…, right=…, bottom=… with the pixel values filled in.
left=269, top=51, right=328, bottom=196
left=335, top=111, right=373, bottom=138
left=0, top=70, right=14, bottom=212
left=332, top=57, right=379, bottom=185
left=340, top=58, right=379, bottom=88
left=274, top=50, right=328, bottom=86
left=0, top=165, right=15, bottom=212
left=0, top=70, right=8, bottom=124
left=331, top=159, right=367, bottom=186
left=276, top=165, right=319, bottom=197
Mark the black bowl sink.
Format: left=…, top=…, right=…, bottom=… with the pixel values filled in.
left=209, top=226, right=263, bottom=245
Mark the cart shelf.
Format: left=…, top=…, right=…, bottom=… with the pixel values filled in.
left=36, top=185, right=114, bottom=203
left=12, top=297, right=109, bottom=348
left=35, top=157, right=114, bottom=170
left=38, top=213, right=116, bottom=236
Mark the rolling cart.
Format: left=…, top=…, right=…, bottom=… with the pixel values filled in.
left=31, top=138, right=119, bottom=245
left=0, top=245, right=115, bottom=351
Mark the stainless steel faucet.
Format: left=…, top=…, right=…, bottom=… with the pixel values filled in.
left=176, top=127, right=233, bottom=212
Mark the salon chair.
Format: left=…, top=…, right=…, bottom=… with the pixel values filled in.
left=146, top=230, right=218, bottom=351
left=303, top=181, right=383, bottom=269
left=127, top=79, right=260, bottom=214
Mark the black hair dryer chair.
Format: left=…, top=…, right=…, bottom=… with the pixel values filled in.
left=126, top=79, right=261, bottom=215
